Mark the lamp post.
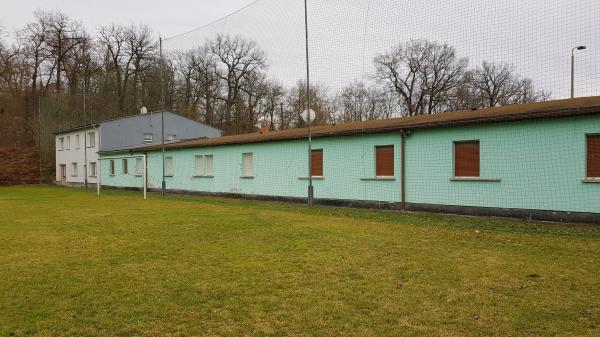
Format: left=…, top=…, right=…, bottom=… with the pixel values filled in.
left=571, top=46, right=587, bottom=98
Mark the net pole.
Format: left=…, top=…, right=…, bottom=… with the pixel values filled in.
left=304, top=0, right=314, bottom=206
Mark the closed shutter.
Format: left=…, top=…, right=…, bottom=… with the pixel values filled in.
left=455, top=141, right=480, bottom=177
left=166, top=157, right=174, bottom=176
left=376, top=146, right=394, bottom=177
left=588, top=135, right=600, bottom=178
left=195, top=156, right=205, bottom=176
left=206, top=155, right=214, bottom=176
left=311, top=149, right=323, bottom=176
left=243, top=153, right=253, bottom=177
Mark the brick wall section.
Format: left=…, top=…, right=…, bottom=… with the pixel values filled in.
left=0, top=147, right=40, bottom=185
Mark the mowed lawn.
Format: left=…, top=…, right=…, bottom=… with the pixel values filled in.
left=0, top=186, right=599, bottom=337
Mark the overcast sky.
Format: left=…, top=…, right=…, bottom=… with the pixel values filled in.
left=0, top=0, right=254, bottom=38
left=2, top=0, right=599, bottom=98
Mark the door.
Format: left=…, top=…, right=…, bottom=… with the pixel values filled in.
left=60, top=165, right=66, bottom=182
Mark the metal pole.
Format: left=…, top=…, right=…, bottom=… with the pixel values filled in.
left=143, top=154, right=147, bottom=200
left=97, top=159, right=101, bottom=195
left=160, top=36, right=166, bottom=195
left=304, top=0, right=313, bottom=206
left=571, top=48, right=575, bottom=99
left=83, top=79, right=88, bottom=189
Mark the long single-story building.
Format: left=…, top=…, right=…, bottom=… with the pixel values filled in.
left=99, top=97, right=600, bottom=223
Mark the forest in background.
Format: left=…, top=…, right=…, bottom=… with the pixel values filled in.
left=0, top=10, right=549, bottom=181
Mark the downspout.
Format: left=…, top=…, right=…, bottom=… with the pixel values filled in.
left=401, top=130, right=406, bottom=210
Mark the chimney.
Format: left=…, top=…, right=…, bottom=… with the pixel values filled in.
left=260, top=121, right=270, bottom=134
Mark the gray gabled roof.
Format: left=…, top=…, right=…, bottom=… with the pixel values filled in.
left=55, top=111, right=221, bottom=135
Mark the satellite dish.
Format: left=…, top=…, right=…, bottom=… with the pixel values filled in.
left=301, top=109, right=316, bottom=124
left=140, top=107, right=148, bottom=115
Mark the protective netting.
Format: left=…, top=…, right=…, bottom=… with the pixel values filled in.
left=164, top=0, right=599, bottom=100
left=102, top=0, right=600, bottom=216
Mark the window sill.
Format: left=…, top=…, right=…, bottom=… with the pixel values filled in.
left=582, top=178, right=600, bottom=183
left=298, top=176, right=324, bottom=180
left=240, top=176, right=255, bottom=179
left=194, top=175, right=214, bottom=179
left=109, top=174, right=115, bottom=177
left=135, top=174, right=143, bottom=177
left=89, top=175, right=97, bottom=178
left=450, top=177, right=501, bottom=182
left=165, top=175, right=174, bottom=178
left=361, top=177, right=396, bottom=181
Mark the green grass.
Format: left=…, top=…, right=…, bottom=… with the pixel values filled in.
left=0, top=185, right=598, bottom=337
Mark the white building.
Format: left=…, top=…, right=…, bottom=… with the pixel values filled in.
left=55, top=112, right=222, bottom=187
left=55, top=126, right=100, bottom=186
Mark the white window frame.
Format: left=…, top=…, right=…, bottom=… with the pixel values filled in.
left=88, top=132, right=96, bottom=148
left=58, top=137, right=64, bottom=151
left=242, top=153, right=254, bottom=178
left=135, top=157, right=144, bottom=176
left=71, top=162, right=78, bottom=177
left=195, top=155, right=214, bottom=177
left=144, top=133, right=153, bottom=142
left=109, top=160, right=115, bottom=176
left=89, top=162, right=97, bottom=177
left=66, top=136, right=71, bottom=150
left=165, top=157, right=174, bottom=176
left=75, top=134, right=80, bottom=149
left=167, top=134, right=176, bottom=141
left=122, top=159, right=129, bottom=175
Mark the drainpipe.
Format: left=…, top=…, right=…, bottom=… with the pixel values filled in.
left=401, top=130, right=407, bottom=210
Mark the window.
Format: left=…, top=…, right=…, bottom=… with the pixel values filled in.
left=454, top=141, right=480, bottom=177
left=71, top=162, right=78, bottom=177
left=122, top=159, right=129, bottom=174
left=165, top=157, right=174, bottom=176
left=195, top=155, right=214, bottom=176
left=75, top=135, right=80, bottom=149
left=375, top=145, right=394, bottom=177
left=88, top=132, right=95, bottom=148
left=242, top=153, right=253, bottom=177
left=109, top=160, right=115, bottom=175
left=135, top=158, right=144, bottom=176
left=168, top=134, right=176, bottom=141
left=58, top=137, right=64, bottom=151
left=311, top=149, right=323, bottom=177
left=89, top=162, right=97, bottom=177
left=144, top=133, right=153, bottom=142
left=66, top=136, right=71, bottom=150
left=587, top=135, right=600, bottom=178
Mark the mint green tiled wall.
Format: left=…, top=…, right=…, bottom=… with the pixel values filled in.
left=101, top=133, right=403, bottom=203
left=101, top=115, right=600, bottom=214
left=405, top=115, right=600, bottom=213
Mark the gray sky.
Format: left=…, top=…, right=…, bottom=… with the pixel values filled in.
left=2, top=0, right=599, bottom=98
left=1, top=0, right=254, bottom=38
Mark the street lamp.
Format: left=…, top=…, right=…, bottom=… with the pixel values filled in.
left=571, top=46, right=587, bottom=98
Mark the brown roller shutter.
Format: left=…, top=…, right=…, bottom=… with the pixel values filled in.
left=588, top=135, right=600, bottom=178
left=376, top=146, right=394, bottom=177
left=455, top=141, right=480, bottom=177
left=311, top=149, right=323, bottom=177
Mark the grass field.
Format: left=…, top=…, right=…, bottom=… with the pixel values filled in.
left=0, top=186, right=598, bottom=337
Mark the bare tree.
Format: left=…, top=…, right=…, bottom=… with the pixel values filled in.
left=209, top=34, right=267, bottom=134
left=451, top=61, right=550, bottom=109
left=374, top=39, right=468, bottom=116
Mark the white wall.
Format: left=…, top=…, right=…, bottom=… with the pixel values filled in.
left=55, top=127, right=100, bottom=184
